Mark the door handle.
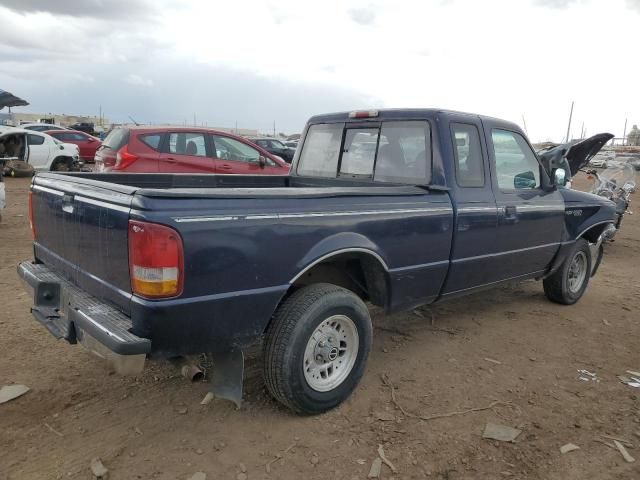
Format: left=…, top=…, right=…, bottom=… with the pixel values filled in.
left=165, top=157, right=178, bottom=164
left=219, top=164, right=233, bottom=171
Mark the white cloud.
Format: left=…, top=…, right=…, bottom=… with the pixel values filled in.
left=125, top=74, right=154, bottom=87
left=1, top=0, right=639, bottom=139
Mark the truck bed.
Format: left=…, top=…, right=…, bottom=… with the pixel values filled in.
left=29, top=172, right=453, bottom=355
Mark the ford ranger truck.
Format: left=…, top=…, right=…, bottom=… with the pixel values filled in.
left=18, top=109, right=616, bottom=414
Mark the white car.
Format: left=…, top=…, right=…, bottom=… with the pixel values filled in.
left=0, top=129, right=80, bottom=171
left=20, top=123, right=69, bottom=132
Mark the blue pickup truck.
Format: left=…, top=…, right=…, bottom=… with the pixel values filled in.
left=19, top=109, right=616, bottom=414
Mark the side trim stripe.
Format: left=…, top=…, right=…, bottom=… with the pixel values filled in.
left=174, top=207, right=452, bottom=223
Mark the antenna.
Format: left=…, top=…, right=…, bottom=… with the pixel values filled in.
left=564, top=101, right=574, bottom=143
left=128, top=115, right=140, bottom=126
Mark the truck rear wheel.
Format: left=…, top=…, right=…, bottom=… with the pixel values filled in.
left=543, top=238, right=592, bottom=305
left=263, top=283, right=372, bottom=415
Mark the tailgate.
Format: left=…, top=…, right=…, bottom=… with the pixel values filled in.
left=31, top=173, right=136, bottom=313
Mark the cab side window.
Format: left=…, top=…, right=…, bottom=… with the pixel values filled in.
left=491, top=129, right=540, bottom=190
left=451, top=123, right=484, bottom=187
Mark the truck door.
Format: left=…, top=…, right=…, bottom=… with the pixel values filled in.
left=440, top=118, right=500, bottom=296
left=483, top=120, right=564, bottom=280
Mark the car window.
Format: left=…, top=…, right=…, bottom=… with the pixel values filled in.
left=491, top=129, right=540, bottom=190
left=57, top=132, right=86, bottom=141
left=102, top=128, right=129, bottom=150
left=27, top=134, right=45, bottom=146
left=451, top=123, right=484, bottom=187
left=212, top=135, right=260, bottom=163
left=297, top=123, right=344, bottom=177
left=140, top=133, right=162, bottom=150
left=269, top=140, right=285, bottom=149
left=168, top=132, right=206, bottom=156
left=339, top=129, right=378, bottom=177
left=374, top=121, right=430, bottom=184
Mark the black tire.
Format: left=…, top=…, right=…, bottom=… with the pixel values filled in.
left=543, top=238, right=592, bottom=305
left=263, top=283, right=372, bottom=415
left=51, top=158, right=71, bottom=172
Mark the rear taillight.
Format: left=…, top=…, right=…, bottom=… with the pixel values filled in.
left=114, top=144, right=138, bottom=170
left=128, top=220, right=184, bottom=298
left=28, top=190, right=35, bottom=239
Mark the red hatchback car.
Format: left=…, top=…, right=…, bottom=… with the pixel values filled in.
left=94, top=126, right=290, bottom=174
left=46, top=129, right=102, bottom=163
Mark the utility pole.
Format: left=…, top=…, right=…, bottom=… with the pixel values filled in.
left=273, top=120, right=276, bottom=137
left=580, top=122, right=584, bottom=139
left=564, top=101, right=574, bottom=143
left=622, top=118, right=628, bottom=146
left=521, top=114, right=529, bottom=136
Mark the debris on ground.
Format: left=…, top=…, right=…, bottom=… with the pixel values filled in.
left=264, top=442, right=297, bottom=473
left=374, top=411, right=396, bottom=422
left=44, top=423, right=64, bottom=437
left=484, top=357, right=502, bottom=365
left=188, top=473, right=206, bottom=480
left=367, top=457, right=382, bottom=478
left=560, top=443, right=580, bottom=454
left=613, top=440, right=635, bottom=463
left=0, top=384, right=29, bottom=404
left=377, top=444, right=398, bottom=473
left=577, top=370, right=599, bottom=382
left=200, top=392, right=214, bottom=405
left=617, top=374, right=640, bottom=388
left=90, top=458, right=109, bottom=479
left=482, top=423, right=522, bottom=442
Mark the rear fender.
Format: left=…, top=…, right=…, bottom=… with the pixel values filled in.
left=291, top=232, right=388, bottom=283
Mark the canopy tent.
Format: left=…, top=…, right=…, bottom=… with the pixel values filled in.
left=0, top=89, right=29, bottom=110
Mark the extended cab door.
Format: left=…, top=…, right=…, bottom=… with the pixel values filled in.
left=440, top=116, right=500, bottom=296
left=483, top=120, right=564, bottom=280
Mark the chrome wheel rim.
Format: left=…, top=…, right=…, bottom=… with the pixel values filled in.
left=303, top=315, right=359, bottom=392
left=568, top=251, right=587, bottom=293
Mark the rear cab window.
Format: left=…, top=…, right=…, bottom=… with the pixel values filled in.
left=297, top=121, right=431, bottom=184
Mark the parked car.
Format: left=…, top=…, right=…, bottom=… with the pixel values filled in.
left=0, top=129, right=79, bottom=171
left=69, top=122, right=96, bottom=135
left=45, top=130, right=102, bottom=163
left=95, top=126, right=289, bottom=174
left=247, top=137, right=296, bottom=163
left=19, top=109, right=616, bottom=415
left=284, top=140, right=298, bottom=149
left=21, top=123, right=69, bottom=132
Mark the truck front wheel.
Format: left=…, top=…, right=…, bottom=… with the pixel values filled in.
left=263, top=283, right=372, bottom=415
left=543, top=238, right=592, bottom=305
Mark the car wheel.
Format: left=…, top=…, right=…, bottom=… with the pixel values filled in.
left=263, top=283, right=372, bottom=415
left=51, top=158, right=71, bottom=172
left=543, top=238, right=592, bottom=305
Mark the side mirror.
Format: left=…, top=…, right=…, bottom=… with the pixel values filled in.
left=513, top=170, right=537, bottom=189
left=554, top=168, right=567, bottom=186
left=258, top=155, right=266, bottom=168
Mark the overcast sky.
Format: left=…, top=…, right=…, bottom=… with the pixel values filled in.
left=1, top=0, right=639, bottom=140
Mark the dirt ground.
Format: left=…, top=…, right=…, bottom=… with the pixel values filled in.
left=0, top=174, right=638, bottom=480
